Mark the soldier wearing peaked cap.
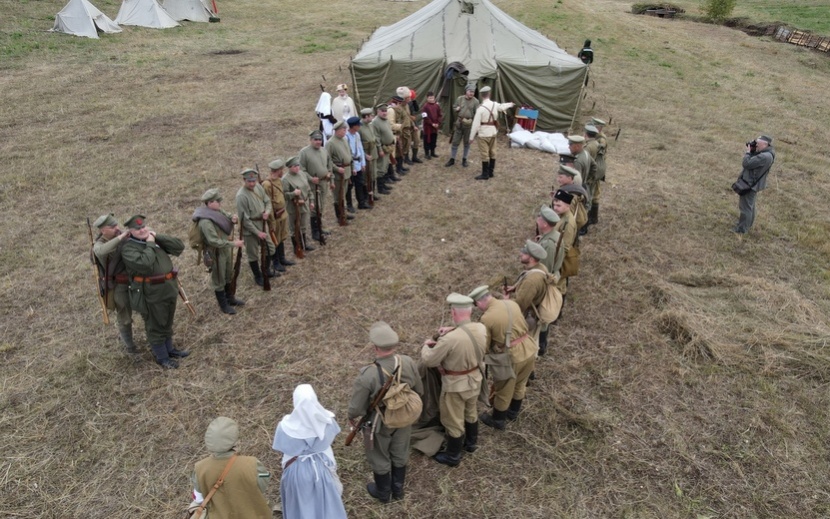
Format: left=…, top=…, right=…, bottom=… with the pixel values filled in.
left=282, top=156, right=316, bottom=253
left=121, top=215, right=188, bottom=369
left=371, top=103, right=399, bottom=188
left=445, top=84, right=479, bottom=168
left=263, top=159, right=295, bottom=269
left=569, top=134, right=597, bottom=234
left=299, top=130, right=335, bottom=241
left=92, top=213, right=136, bottom=353
left=348, top=322, right=423, bottom=503
left=193, top=189, right=245, bottom=315
left=469, top=284, right=536, bottom=430
left=504, top=240, right=550, bottom=358
left=236, top=168, right=277, bottom=287
left=555, top=165, right=589, bottom=230
left=551, top=190, right=578, bottom=305
left=358, top=108, right=383, bottom=201
left=535, top=206, right=563, bottom=358
left=470, top=85, right=514, bottom=180
left=325, top=121, right=355, bottom=223
left=583, top=123, right=605, bottom=231
left=419, top=293, right=487, bottom=467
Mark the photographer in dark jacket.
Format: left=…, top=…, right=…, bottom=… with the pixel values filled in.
left=733, top=135, right=775, bottom=234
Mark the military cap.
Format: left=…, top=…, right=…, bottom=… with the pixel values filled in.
left=124, top=215, right=147, bottom=230
left=540, top=205, right=560, bottom=225
left=241, top=168, right=258, bottom=180
left=558, top=165, right=579, bottom=178
left=758, top=135, right=773, bottom=144
left=201, top=188, right=222, bottom=203
left=558, top=153, right=575, bottom=164
left=369, top=321, right=399, bottom=349
left=309, top=129, right=324, bottom=139
left=446, top=292, right=474, bottom=309
left=567, top=135, right=585, bottom=144
left=521, top=240, right=548, bottom=261
left=336, top=83, right=348, bottom=92
left=204, top=416, right=239, bottom=454
left=286, top=156, right=300, bottom=168
left=332, top=120, right=346, bottom=131
left=269, top=158, right=286, bottom=170
left=360, top=107, right=374, bottom=116
left=465, top=84, right=475, bottom=92
left=93, top=213, right=118, bottom=228
left=584, top=124, right=598, bottom=134
left=468, top=285, right=490, bottom=301
left=396, top=86, right=411, bottom=99
left=390, top=95, right=404, bottom=103
left=553, top=189, right=574, bottom=204
left=347, top=116, right=361, bottom=127
left=591, top=117, right=607, bottom=126
left=376, top=103, right=389, bottom=111
left=480, top=85, right=492, bottom=93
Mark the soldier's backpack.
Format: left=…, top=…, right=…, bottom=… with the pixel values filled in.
left=572, top=196, right=588, bottom=229
left=375, top=356, right=422, bottom=429
left=526, top=269, right=563, bottom=326
left=188, top=219, right=212, bottom=270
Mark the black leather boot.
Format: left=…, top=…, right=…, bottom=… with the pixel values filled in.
left=165, top=337, right=189, bottom=359
left=432, top=148, right=439, bottom=158
left=538, top=328, right=548, bottom=356
left=224, top=284, right=245, bottom=306
left=151, top=343, right=178, bottom=369
left=505, top=399, right=523, bottom=421
left=249, top=261, right=264, bottom=287
left=404, top=153, right=414, bottom=165
left=310, top=216, right=321, bottom=242
left=118, top=324, right=138, bottom=354
left=271, top=254, right=286, bottom=273
left=489, top=159, right=496, bottom=177
left=480, top=408, right=507, bottom=430
left=589, top=204, right=599, bottom=225
left=264, top=255, right=279, bottom=277
left=462, top=158, right=469, bottom=167
left=396, top=160, right=409, bottom=175
left=434, top=435, right=464, bottom=467
left=391, top=465, right=407, bottom=500
left=475, top=161, right=490, bottom=180
left=367, top=472, right=392, bottom=503
left=278, top=242, right=295, bottom=265
left=215, top=290, right=236, bottom=315
left=444, top=157, right=455, bottom=167
left=302, top=234, right=316, bottom=251
left=411, top=149, right=423, bottom=163
left=463, top=421, right=479, bottom=453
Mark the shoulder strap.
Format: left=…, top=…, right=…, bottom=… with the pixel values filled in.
left=194, top=453, right=238, bottom=519
left=501, top=300, right=514, bottom=346
left=457, top=324, right=484, bottom=363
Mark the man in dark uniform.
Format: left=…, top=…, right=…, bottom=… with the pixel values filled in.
left=92, top=213, right=135, bottom=353
left=348, top=322, right=423, bottom=503
left=121, top=215, right=188, bottom=369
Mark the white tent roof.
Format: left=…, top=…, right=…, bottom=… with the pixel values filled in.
left=353, top=0, right=583, bottom=79
left=115, top=0, right=180, bottom=28
left=51, top=0, right=121, bottom=39
left=162, top=0, right=214, bottom=22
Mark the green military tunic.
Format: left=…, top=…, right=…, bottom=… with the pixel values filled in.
left=348, top=354, right=423, bottom=475
left=282, top=171, right=312, bottom=237
left=479, top=298, right=536, bottom=411
left=236, top=184, right=275, bottom=261
left=418, top=321, right=486, bottom=438
left=93, top=233, right=131, bottom=326
left=538, top=228, right=564, bottom=278
left=451, top=95, right=480, bottom=147
left=574, top=149, right=598, bottom=209
left=261, top=178, right=289, bottom=244
left=121, top=234, right=184, bottom=346
left=553, top=211, right=577, bottom=295
left=196, top=209, right=236, bottom=291
left=594, top=132, right=607, bottom=202
left=298, top=144, right=333, bottom=218
left=325, top=135, right=352, bottom=213
left=358, top=123, right=379, bottom=187
left=371, top=115, right=396, bottom=176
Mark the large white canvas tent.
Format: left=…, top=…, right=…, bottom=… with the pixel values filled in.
left=115, top=0, right=180, bottom=28
left=351, top=0, right=588, bottom=132
left=162, top=0, right=214, bottom=22
left=51, top=0, right=121, bottom=39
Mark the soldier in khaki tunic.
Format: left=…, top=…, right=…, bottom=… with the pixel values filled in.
left=262, top=159, right=296, bottom=268
left=387, top=95, right=410, bottom=177
left=325, top=121, right=353, bottom=224
left=298, top=130, right=334, bottom=241
left=469, top=86, right=514, bottom=180
left=583, top=123, right=605, bottom=232
left=358, top=107, right=381, bottom=200
left=535, top=206, right=562, bottom=357
left=193, top=189, right=245, bottom=315
left=569, top=135, right=597, bottom=235
left=394, top=86, right=416, bottom=165
left=469, top=285, right=536, bottom=430
left=348, top=322, right=423, bottom=503
left=236, top=169, right=276, bottom=287
left=371, top=103, right=399, bottom=187
left=506, top=240, right=549, bottom=348
left=590, top=117, right=609, bottom=226
left=445, top=85, right=480, bottom=168
left=121, top=215, right=188, bottom=369
left=192, top=417, right=272, bottom=519
left=92, top=214, right=136, bottom=353
left=282, top=156, right=316, bottom=254
left=552, top=190, right=578, bottom=306
left=419, top=293, right=486, bottom=466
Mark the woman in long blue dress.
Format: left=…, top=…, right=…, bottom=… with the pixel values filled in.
left=272, top=384, right=347, bottom=519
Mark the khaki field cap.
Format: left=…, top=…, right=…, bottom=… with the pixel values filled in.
left=465, top=84, right=475, bottom=92
left=360, top=107, right=374, bottom=116
left=336, top=83, right=348, bottom=92
left=309, top=129, right=324, bottom=139
left=286, top=156, right=300, bottom=168
left=584, top=124, right=598, bottom=134
left=446, top=292, right=474, bottom=309
left=94, top=213, right=118, bottom=228
left=269, top=158, right=286, bottom=170
left=396, top=86, right=411, bottom=99
left=376, top=103, right=389, bottom=111
left=124, top=215, right=147, bottom=230
left=332, top=120, right=346, bottom=131
left=591, top=117, right=606, bottom=126
left=567, top=135, right=585, bottom=144
left=521, top=240, right=548, bottom=261
left=241, top=168, right=258, bottom=180
left=479, top=86, right=491, bottom=93
left=201, top=188, right=222, bottom=203
left=468, top=285, right=490, bottom=301
left=758, top=135, right=773, bottom=144
left=205, top=416, right=239, bottom=454
left=558, top=165, right=579, bottom=178
left=540, top=205, right=560, bottom=224
left=369, top=321, right=399, bottom=349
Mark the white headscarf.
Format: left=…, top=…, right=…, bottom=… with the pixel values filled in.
left=275, top=384, right=335, bottom=443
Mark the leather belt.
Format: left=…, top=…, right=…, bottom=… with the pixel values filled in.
left=510, top=333, right=529, bottom=347
left=113, top=274, right=130, bottom=285
left=133, top=268, right=178, bottom=284
left=284, top=456, right=299, bottom=470
left=441, top=366, right=479, bottom=376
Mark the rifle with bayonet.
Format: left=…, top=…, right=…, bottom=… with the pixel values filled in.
left=314, top=185, right=326, bottom=246
left=86, top=218, right=110, bottom=324
left=292, top=197, right=305, bottom=260
left=228, top=214, right=244, bottom=300
left=345, top=364, right=400, bottom=446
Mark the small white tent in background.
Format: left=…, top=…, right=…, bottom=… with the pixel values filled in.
left=115, top=0, right=180, bottom=28
left=51, top=0, right=121, bottom=39
left=162, top=0, right=216, bottom=22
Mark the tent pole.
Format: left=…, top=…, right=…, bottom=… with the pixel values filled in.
left=495, top=70, right=511, bottom=137
left=569, top=68, right=589, bottom=133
